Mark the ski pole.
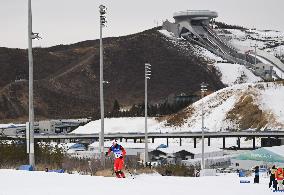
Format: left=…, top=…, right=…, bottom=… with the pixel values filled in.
left=125, top=165, right=135, bottom=179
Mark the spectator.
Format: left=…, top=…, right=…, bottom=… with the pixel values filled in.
left=254, top=166, right=259, bottom=184
left=276, top=167, right=284, bottom=190
left=269, top=165, right=277, bottom=190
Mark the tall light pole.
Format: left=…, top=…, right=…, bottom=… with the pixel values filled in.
left=201, top=82, right=207, bottom=170
left=250, top=38, right=258, bottom=65
left=280, top=45, right=282, bottom=59
left=254, top=44, right=257, bottom=65
left=144, top=63, right=151, bottom=164
left=27, top=0, right=38, bottom=169
left=99, top=4, right=107, bottom=167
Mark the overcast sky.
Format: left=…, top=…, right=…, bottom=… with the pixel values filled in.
left=0, top=0, right=283, bottom=49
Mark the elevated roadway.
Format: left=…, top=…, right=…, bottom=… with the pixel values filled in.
left=5, top=131, right=284, bottom=149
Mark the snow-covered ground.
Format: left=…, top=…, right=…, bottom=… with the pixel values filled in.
left=0, top=169, right=274, bottom=195
left=215, top=28, right=284, bottom=79
left=158, top=29, right=177, bottom=39
left=222, top=28, right=284, bottom=57
left=163, top=82, right=284, bottom=131
left=72, top=117, right=160, bottom=134
left=159, top=29, right=263, bottom=86
left=73, top=82, right=284, bottom=134
left=159, top=29, right=265, bottom=86
left=214, top=63, right=262, bottom=86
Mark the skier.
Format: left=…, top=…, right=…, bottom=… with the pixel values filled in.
left=106, top=139, right=126, bottom=178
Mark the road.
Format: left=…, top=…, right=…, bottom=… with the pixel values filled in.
left=6, top=131, right=284, bottom=140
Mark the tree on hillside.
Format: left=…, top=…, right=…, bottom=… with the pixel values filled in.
left=111, top=99, right=120, bottom=117
left=112, top=99, right=120, bottom=112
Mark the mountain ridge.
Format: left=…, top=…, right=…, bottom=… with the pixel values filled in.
left=0, top=27, right=224, bottom=122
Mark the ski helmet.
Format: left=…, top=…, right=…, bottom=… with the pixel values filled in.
left=112, top=139, right=118, bottom=146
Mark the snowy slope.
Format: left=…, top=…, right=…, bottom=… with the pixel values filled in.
left=218, top=28, right=284, bottom=76
left=163, top=82, right=284, bottom=131
left=74, top=82, right=284, bottom=134
left=72, top=117, right=161, bottom=134
left=0, top=169, right=274, bottom=195
left=163, top=84, right=245, bottom=132
left=222, top=28, right=284, bottom=57
left=214, top=63, right=262, bottom=86
left=159, top=29, right=263, bottom=86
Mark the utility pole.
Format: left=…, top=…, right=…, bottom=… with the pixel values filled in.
left=251, top=37, right=258, bottom=65
left=254, top=44, right=257, bottom=65
left=201, top=82, right=208, bottom=170
left=144, top=63, right=151, bottom=164
left=99, top=4, right=107, bottom=167
left=27, top=0, right=35, bottom=169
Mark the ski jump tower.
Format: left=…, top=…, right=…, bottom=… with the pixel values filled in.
left=163, top=10, right=252, bottom=66
left=163, top=10, right=218, bottom=37
left=163, top=10, right=284, bottom=80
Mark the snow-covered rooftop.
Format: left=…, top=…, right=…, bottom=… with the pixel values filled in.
left=157, top=146, right=222, bottom=155
left=0, top=123, right=25, bottom=129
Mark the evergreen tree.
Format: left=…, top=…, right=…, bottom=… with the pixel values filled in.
left=112, top=99, right=120, bottom=113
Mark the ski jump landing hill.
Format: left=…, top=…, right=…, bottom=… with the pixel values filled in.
left=162, top=10, right=284, bottom=79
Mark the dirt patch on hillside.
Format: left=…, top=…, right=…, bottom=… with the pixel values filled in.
left=226, top=94, right=269, bottom=130
left=165, top=107, right=194, bottom=127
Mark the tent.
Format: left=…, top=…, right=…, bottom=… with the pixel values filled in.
left=234, top=147, right=284, bottom=163
left=231, top=145, right=284, bottom=170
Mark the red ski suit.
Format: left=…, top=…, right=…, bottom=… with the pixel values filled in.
left=107, top=144, right=126, bottom=171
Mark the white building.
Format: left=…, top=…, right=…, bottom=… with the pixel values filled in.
left=157, top=146, right=224, bottom=159
left=150, top=146, right=225, bottom=165
left=39, top=120, right=56, bottom=134
left=182, top=156, right=232, bottom=169
left=254, top=63, right=274, bottom=80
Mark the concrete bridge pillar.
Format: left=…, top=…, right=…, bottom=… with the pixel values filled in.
left=166, top=138, right=169, bottom=147
left=180, top=138, right=182, bottom=146
left=253, top=137, right=256, bottom=149
left=120, top=138, right=123, bottom=142
left=134, top=139, right=137, bottom=143
left=223, top=137, right=226, bottom=149
left=140, top=139, right=142, bottom=143
left=208, top=137, right=211, bottom=146
left=152, top=138, right=155, bottom=143
left=237, top=137, right=241, bottom=149
left=194, top=138, right=197, bottom=148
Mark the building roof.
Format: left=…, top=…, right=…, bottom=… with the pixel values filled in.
left=173, top=10, right=218, bottom=20
left=0, top=123, right=25, bottom=129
